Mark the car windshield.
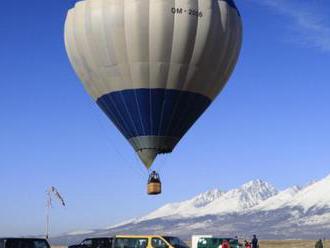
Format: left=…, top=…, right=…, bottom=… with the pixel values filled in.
left=229, top=239, right=238, bottom=245
left=5, top=239, right=50, bottom=248
left=198, top=238, right=238, bottom=248
left=163, top=237, right=188, bottom=248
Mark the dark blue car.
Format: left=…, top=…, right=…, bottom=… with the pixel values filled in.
left=0, top=238, right=50, bottom=248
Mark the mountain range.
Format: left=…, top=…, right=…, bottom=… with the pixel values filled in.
left=52, top=175, right=330, bottom=245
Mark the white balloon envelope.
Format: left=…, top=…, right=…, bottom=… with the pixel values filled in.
left=64, top=0, right=243, bottom=169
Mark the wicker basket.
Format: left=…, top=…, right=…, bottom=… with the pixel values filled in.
left=147, top=182, right=162, bottom=195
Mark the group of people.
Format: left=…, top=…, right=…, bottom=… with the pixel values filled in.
left=220, top=235, right=326, bottom=248
left=243, top=235, right=259, bottom=248
left=219, top=235, right=259, bottom=248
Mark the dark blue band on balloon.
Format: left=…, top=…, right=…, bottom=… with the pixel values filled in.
left=222, top=0, right=240, bottom=15
left=97, top=88, right=211, bottom=141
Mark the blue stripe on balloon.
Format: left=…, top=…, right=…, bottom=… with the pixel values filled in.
left=97, top=89, right=211, bottom=140
left=222, top=0, right=240, bottom=15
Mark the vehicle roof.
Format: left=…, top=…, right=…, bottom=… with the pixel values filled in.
left=115, top=235, right=167, bottom=238
left=0, top=238, right=47, bottom=241
left=84, top=237, right=113, bottom=239
left=201, top=237, right=236, bottom=240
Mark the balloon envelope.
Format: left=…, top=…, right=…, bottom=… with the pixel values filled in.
left=64, top=0, right=242, bottom=168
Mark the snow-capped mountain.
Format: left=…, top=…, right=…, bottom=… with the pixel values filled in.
left=140, top=180, right=277, bottom=221
left=52, top=175, right=330, bottom=246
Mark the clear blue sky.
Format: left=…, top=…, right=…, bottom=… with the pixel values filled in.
left=0, top=0, right=330, bottom=237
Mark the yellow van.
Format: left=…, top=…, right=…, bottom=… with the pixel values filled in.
left=113, top=235, right=189, bottom=248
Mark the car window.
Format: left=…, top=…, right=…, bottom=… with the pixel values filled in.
left=0, top=240, right=4, bottom=248
left=94, top=239, right=110, bottom=248
left=151, top=238, right=168, bottom=248
left=108, top=238, right=113, bottom=247
left=115, top=238, right=148, bottom=248
left=5, top=240, right=49, bottom=248
left=32, top=240, right=49, bottom=248
left=82, top=239, right=93, bottom=247
left=163, top=237, right=188, bottom=248
left=229, top=240, right=238, bottom=245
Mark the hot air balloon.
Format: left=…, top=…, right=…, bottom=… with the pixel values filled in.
left=64, top=0, right=242, bottom=195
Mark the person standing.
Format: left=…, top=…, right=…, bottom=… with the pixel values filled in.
left=244, top=240, right=251, bottom=248
left=221, top=240, right=230, bottom=248
left=315, top=239, right=324, bottom=248
left=251, top=235, right=259, bottom=248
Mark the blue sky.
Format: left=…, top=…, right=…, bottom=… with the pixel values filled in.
left=0, top=0, right=330, bottom=237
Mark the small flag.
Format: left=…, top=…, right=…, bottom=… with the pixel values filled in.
left=49, top=186, right=66, bottom=206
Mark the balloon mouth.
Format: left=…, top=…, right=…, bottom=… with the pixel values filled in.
left=137, top=149, right=158, bottom=169
left=130, top=136, right=179, bottom=168
left=137, top=147, right=175, bottom=169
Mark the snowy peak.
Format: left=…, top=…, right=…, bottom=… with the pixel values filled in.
left=228, top=179, right=278, bottom=208
left=197, top=180, right=278, bottom=214
left=241, top=179, right=277, bottom=193
left=190, top=189, right=224, bottom=208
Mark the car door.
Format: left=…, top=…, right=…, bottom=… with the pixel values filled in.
left=108, top=238, right=113, bottom=248
left=94, top=238, right=111, bottom=248
left=81, top=239, right=93, bottom=248
left=151, top=238, right=169, bottom=248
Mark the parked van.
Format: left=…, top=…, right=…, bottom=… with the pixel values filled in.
left=0, top=238, right=50, bottom=248
left=113, top=235, right=189, bottom=248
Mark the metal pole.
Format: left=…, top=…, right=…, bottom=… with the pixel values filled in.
left=45, top=186, right=65, bottom=239
left=46, top=190, right=51, bottom=239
